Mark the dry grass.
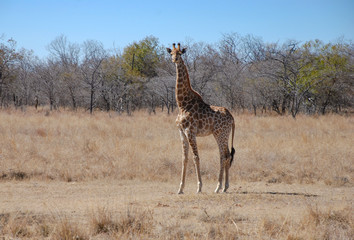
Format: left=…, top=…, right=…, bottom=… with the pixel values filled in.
left=90, top=206, right=153, bottom=238
left=0, top=108, right=353, bottom=239
left=258, top=204, right=353, bottom=240
left=0, top=108, right=179, bottom=182
left=235, top=114, right=353, bottom=186
left=1, top=204, right=352, bottom=239
left=0, top=108, right=352, bottom=185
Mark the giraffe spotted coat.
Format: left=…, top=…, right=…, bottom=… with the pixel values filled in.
left=167, top=43, right=235, bottom=194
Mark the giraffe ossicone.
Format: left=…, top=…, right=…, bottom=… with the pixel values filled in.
left=166, top=43, right=236, bottom=194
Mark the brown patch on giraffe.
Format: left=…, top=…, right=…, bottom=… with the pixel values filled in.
left=198, top=120, right=203, bottom=129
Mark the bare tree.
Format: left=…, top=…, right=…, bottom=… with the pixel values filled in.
left=81, top=40, right=107, bottom=114
left=11, top=49, right=37, bottom=108
left=99, top=54, right=128, bottom=112
left=144, top=49, right=175, bottom=114
left=148, top=75, right=175, bottom=114
left=250, top=41, right=314, bottom=117
left=0, top=38, right=22, bottom=107
left=48, top=35, right=81, bottom=109
left=35, top=59, right=61, bottom=110
left=216, top=33, right=249, bottom=111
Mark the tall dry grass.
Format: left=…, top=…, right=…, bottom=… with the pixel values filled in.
left=0, top=108, right=178, bottom=182
left=0, top=108, right=352, bottom=186
left=235, top=114, right=353, bottom=186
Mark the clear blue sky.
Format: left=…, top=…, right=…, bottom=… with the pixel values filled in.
left=1, top=0, right=353, bottom=58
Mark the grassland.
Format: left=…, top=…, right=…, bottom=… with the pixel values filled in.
left=0, top=108, right=353, bottom=239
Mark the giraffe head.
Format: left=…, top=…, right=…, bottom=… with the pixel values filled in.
left=166, top=43, right=187, bottom=63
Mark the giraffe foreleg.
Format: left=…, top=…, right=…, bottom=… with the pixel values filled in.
left=186, top=132, right=202, bottom=193
left=178, top=129, right=189, bottom=194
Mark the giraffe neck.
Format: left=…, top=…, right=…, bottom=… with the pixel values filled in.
left=175, top=60, right=202, bottom=109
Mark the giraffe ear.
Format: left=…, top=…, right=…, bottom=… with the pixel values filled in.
left=166, top=48, right=172, bottom=54
left=181, top=48, right=187, bottom=54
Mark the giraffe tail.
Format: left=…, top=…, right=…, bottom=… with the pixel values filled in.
left=230, top=120, right=236, bottom=166
left=230, top=147, right=235, bottom=166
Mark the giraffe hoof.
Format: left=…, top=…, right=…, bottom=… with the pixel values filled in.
left=215, top=185, right=222, bottom=193
left=177, top=190, right=184, bottom=194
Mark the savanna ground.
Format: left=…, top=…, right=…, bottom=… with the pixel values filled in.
left=0, top=108, right=353, bottom=239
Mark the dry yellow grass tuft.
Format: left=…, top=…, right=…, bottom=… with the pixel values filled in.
left=90, top=206, right=153, bottom=238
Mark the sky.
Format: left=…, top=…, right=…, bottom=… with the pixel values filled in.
left=1, top=0, right=353, bottom=58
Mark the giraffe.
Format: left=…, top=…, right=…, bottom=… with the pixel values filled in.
left=166, top=43, right=236, bottom=194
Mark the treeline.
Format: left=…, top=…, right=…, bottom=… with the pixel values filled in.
left=0, top=33, right=353, bottom=117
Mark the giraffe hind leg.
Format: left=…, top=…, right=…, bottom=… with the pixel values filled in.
left=223, top=155, right=231, bottom=192
left=224, top=147, right=235, bottom=192
left=214, top=133, right=230, bottom=193
left=215, top=146, right=228, bottom=193
left=215, top=154, right=226, bottom=193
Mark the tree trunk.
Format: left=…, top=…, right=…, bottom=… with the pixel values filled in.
left=90, top=88, right=94, bottom=114
left=69, top=87, right=77, bottom=110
